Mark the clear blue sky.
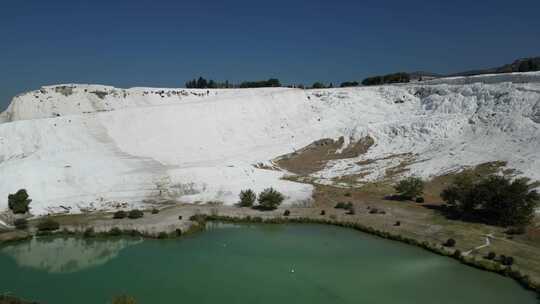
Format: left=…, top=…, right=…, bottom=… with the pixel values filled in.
left=1, top=0, right=539, bottom=109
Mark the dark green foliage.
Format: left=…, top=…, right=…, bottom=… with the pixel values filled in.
left=283, top=210, right=291, bottom=216
left=320, top=210, right=326, bottom=215
left=128, top=209, right=144, bottom=219
left=238, top=189, right=256, bottom=207
left=14, top=218, right=28, bottom=230
left=394, top=177, right=424, bottom=200
left=486, top=251, right=496, bottom=260
left=441, top=172, right=478, bottom=214
left=256, top=188, right=284, bottom=210
left=185, top=77, right=233, bottom=89
left=517, top=58, right=539, bottom=72
left=415, top=197, right=425, bottom=203
left=178, top=215, right=183, bottom=220
left=501, top=256, right=514, bottom=266
left=108, top=227, right=122, bottom=236
left=157, top=232, right=168, bottom=239
left=361, top=73, right=410, bottom=86
left=335, top=202, right=353, bottom=210
left=442, top=174, right=540, bottom=226
left=339, top=81, right=359, bottom=87
left=8, top=189, right=32, bottom=214
left=239, top=78, right=281, bottom=88
left=37, top=218, right=60, bottom=231
left=83, top=227, right=95, bottom=238
left=444, top=238, right=456, bottom=247
left=311, top=82, right=326, bottom=89
left=113, top=210, right=127, bottom=219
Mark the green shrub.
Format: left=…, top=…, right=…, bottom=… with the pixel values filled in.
left=283, top=210, right=290, bottom=216
left=113, top=210, right=127, bottom=219
left=320, top=210, right=326, bottom=216
left=501, top=256, right=515, bottom=266
left=8, top=189, right=32, bottom=214
left=128, top=209, right=144, bottom=219
left=37, top=218, right=60, bottom=231
left=112, top=295, right=137, bottom=304
left=394, top=177, right=424, bottom=200
left=256, top=188, right=284, bottom=210
left=394, top=221, right=401, bottom=226
left=109, top=227, right=122, bottom=236
left=14, top=218, right=28, bottom=230
left=335, top=202, right=353, bottom=210
left=238, top=189, right=256, bottom=207
left=444, top=238, right=456, bottom=247
left=157, top=232, right=168, bottom=239
left=151, top=208, right=159, bottom=214
left=486, top=251, right=496, bottom=260
left=415, top=197, right=425, bottom=203
left=83, top=227, right=95, bottom=238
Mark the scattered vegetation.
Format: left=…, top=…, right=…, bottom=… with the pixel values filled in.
left=239, top=78, right=281, bottom=88
left=83, top=227, right=95, bottom=238
left=8, top=189, right=32, bottom=214
left=441, top=174, right=540, bottom=226
left=151, top=208, right=159, bottom=214
left=185, top=77, right=282, bottom=89
left=185, top=77, right=233, bottom=89
left=310, top=82, right=333, bottom=89
left=108, top=227, right=122, bottom=236
left=485, top=251, right=497, bottom=260
left=443, top=238, right=456, bottom=247
left=37, top=218, right=60, bottom=232
left=238, top=189, right=256, bottom=207
left=113, top=210, right=127, bottom=219
left=334, top=202, right=352, bottom=209
left=339, top=81, right=359, bottom=87
left=128, top=209, right=144, bottom=219
left=394, top=177, right=424, bottom=200
left=361, top=72, right=410, bottom=86
left=256, top=188, right=284, bottom=210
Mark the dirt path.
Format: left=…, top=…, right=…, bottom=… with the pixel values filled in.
left=463, top=234, right=493, bottom=256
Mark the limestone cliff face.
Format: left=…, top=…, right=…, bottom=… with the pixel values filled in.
left=0, top=73, right=539, bottom=215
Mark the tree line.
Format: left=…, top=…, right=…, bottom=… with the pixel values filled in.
left=185, top=77, right=281, bottom=89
